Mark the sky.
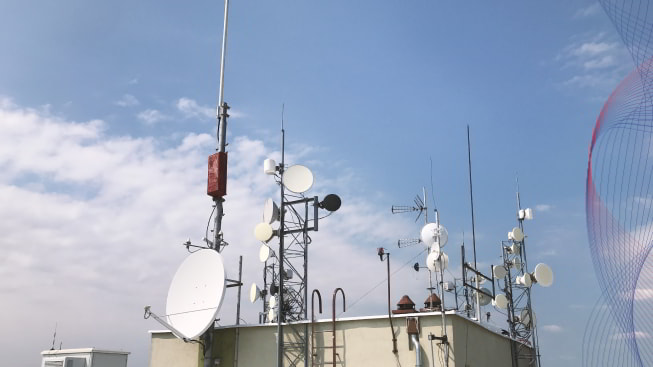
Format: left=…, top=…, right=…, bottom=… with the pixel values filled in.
left=0, top=1, right=636, bottom=366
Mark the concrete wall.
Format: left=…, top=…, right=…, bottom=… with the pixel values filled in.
left=149, top=332, right=202, bottom=367
left=149, top=313, right=531, bottom=367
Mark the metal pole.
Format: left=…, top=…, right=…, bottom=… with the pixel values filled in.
left=277, top=119, right=286, bottom=367
left=466, top=125, right=481, bottom=323
left=233, top=256, right=243, bottom=367
left=385, top=252, right=398, bottom=354
left=439, top=264, right=450, bottom=367
left=216, top=0, right=230, bottom=151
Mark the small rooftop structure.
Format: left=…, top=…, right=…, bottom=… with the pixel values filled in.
left=392, top=295, right=417, bottom=314
left=41, top=348, right=129, bottom=367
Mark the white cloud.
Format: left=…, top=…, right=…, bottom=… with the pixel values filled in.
left=114, top=94, right=140, bottom=107
left=541, top=324, right=563, bottom=333
left=535, top=204, right=552, bottom=212
left=176, top=97, right=214, bottom=120
left=555, top=33, right=632, bottom=95
left=574, top=3, right=601, bottom=19
left=137, top=108, right=168, bottom=125
left=0, top=97, right=418, bottom=367
left=611, top=331, right=651, bottom=340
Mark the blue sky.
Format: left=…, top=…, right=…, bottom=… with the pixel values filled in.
left=0, top=1, right=635, bottom=366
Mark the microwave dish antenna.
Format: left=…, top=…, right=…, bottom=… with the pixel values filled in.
left=420, top=222, right=448, bottom=248
left=165, top=249, right=226, bottom=339
left=283, top=165, right=314, bottom=193
left=259, top=244, right=272, bottom=263
left=533, top=263, right=554, bottom=287
left=263, top=198, right=280, bottom=224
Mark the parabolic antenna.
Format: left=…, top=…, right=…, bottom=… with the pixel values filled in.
left=254, top=222, right=274, bottom=243
left=533, top=263, right=554, bottom=287
left=510, top=243, right=520, bottom=255
left=478, top=288, right=492, bottom=306
left=264, top=158, right=277, bottom=175
left=263, top=198, right=279, bottom=224
left=492, top=293, right=508, bottom=309
left=426, top=251, right=449, bottom=272
left=420, top=223, right=449, bottom=248
left=250, top=283, right=261, bottom=303
left=319, top=194, right=342, bottom=212
left=269, top=295, right=277, bottom=308
left=283, top=165, right=314, bottom=193
left=520, top=308, right=537, bottom=328
left=259, top=244, right=271, bottom=263
left=166, top=249, right=226, bottom=339
left=510, top=227, right=524, bottom=242
left=511, top=257, right=522, bottom=269
left=493, top=265, right=507, bottom=279
left=516, top=274, right=532, bottom=287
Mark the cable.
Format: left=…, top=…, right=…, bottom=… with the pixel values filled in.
left=342, top=247, right=427, bottom=315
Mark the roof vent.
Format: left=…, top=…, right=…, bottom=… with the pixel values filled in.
left=392, top=295, right=417, bottom=314
left=420, top=293, right=441, bottom=312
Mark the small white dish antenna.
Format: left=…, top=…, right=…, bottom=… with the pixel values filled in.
left=524, top=208, right=534, bottom=220
left=509, top=227, right=524, bottom=242
left=249, top=283, right=261, bottom=303
left=268, top=308, right=276, bottom=323
left=283, top=165, right=314, bottom=193
left=264, top=158, right=277, bottom=175
left=493, top=265, right=507, bottom=279
left=259, top=244, right=271, bottom=263
left=509, top=243, right=520, bottom=255
left=263, top=198, right=280, bottom=224
left=533, top=263, right=554, bottom=287
left=269, top=295, right=277, bottom=308
left=254, top=222, right=275, bottom=243
left=492, top=293, right=508, bottom=309
left=443, top=281, right=455, bottom=292
left=520, top=308, right=537, bottom=328
left=516, top=274, right=532, bottom=287
left=420, top=223, right=448, bottom=248
left=426, top=250, right=448, bottom=272
left=478, top=288, right=492, bottom=306
left=511, top=258, right=522, bottom=269
left=165, top=249, right=226, bottom=339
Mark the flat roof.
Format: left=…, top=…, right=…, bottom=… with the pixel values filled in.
left=150, top=310, right=508, bottom=338
left=41, top=348, right=130, bottom=356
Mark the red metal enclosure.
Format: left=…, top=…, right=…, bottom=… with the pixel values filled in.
left=207, top=152, right=228, bottom=197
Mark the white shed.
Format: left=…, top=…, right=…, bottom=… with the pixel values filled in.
left=41, top=348, right=129, bottom=367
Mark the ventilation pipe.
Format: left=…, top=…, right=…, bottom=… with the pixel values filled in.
left=410, top=334, right=423, bottom=367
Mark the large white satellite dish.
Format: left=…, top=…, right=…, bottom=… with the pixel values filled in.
left=533, top=263, right=554, bottom=287
left=263, top=198, right=279, bottom=224
left=492, top=293, right=508, bottom=309
left=478, top=288, right=492, bottom=306
left=165, top=249, right=226, bottom=339
left=493, top=265, right=507, bottom=279
left=250, top=283, right=261, bottom=303
left=509, top=227, right=524, bottom=242
left=259, top=244, right=271, bottom=263
left=254, top=222, right=274, bottom=243
left=283, top=165, right=314, bottom=193
left=426, top=250, right=448, bottom=272
left=420, top=223, right=448, bottom=248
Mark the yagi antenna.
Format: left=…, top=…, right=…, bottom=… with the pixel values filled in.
left=391, top=193, right=427, bottom=222
left=397, top=238, right=421, bottom=248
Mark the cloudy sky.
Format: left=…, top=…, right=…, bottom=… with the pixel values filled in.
left=0, top=1, right=635, bottom=366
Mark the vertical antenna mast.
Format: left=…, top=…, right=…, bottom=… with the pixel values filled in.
left=212, top=0, right=231, bottom=253
left=466, top=125, right=481, bottom=322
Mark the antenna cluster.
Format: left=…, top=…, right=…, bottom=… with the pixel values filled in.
left=249, top=128, right=342, bottom=367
